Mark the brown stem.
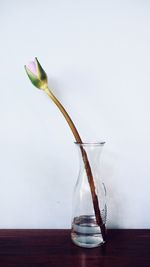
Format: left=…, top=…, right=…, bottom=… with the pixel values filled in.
left=44, top=87, right=106, bottom=242
left=80, top=147, right=106, bottom=241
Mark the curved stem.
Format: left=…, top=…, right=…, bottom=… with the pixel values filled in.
left=45, top=88, right=82, bottom=142
left=44, top=86, right=106, bottom=242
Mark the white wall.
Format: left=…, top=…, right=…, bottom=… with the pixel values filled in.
left=0, top=0, right=150, bottom=229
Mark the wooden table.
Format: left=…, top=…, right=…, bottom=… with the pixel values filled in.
left=0, top=230, right=149, bottom=267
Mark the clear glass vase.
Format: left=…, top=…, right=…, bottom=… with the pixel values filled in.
left=71, top=142, right=107, bottom=248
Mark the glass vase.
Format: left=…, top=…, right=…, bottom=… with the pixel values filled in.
left=71, top=142, right=107, bottom=248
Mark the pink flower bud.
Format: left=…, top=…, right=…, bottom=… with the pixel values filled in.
left=25, top=58, right=48, bottom=90
left=27, top=61, right=37, bottom=76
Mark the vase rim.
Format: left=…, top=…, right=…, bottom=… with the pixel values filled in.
left=74, top=141, right=105, bottom=146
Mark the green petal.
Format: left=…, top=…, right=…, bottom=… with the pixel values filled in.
left=25, top=65, right=42, bottom=89
left=35, top=57, right=47, bottom=81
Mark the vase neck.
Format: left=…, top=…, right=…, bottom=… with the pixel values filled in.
left=75, top=142, right=105, bottom=169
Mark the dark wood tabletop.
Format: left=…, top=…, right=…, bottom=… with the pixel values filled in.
left=0, top=229, right=149, bottom=267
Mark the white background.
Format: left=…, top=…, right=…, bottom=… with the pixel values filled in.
left=0, top=0, right=150, bottom=229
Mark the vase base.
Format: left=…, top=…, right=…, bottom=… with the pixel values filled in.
left=71, top=215, right=106, bottom=248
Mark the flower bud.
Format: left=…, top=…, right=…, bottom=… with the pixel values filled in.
left=25, top=57, right=48, bottom=90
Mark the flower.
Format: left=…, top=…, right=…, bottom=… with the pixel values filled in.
left=24, top=58, right=106, bottom=242
left=24, top=57, right=48, bottom=90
